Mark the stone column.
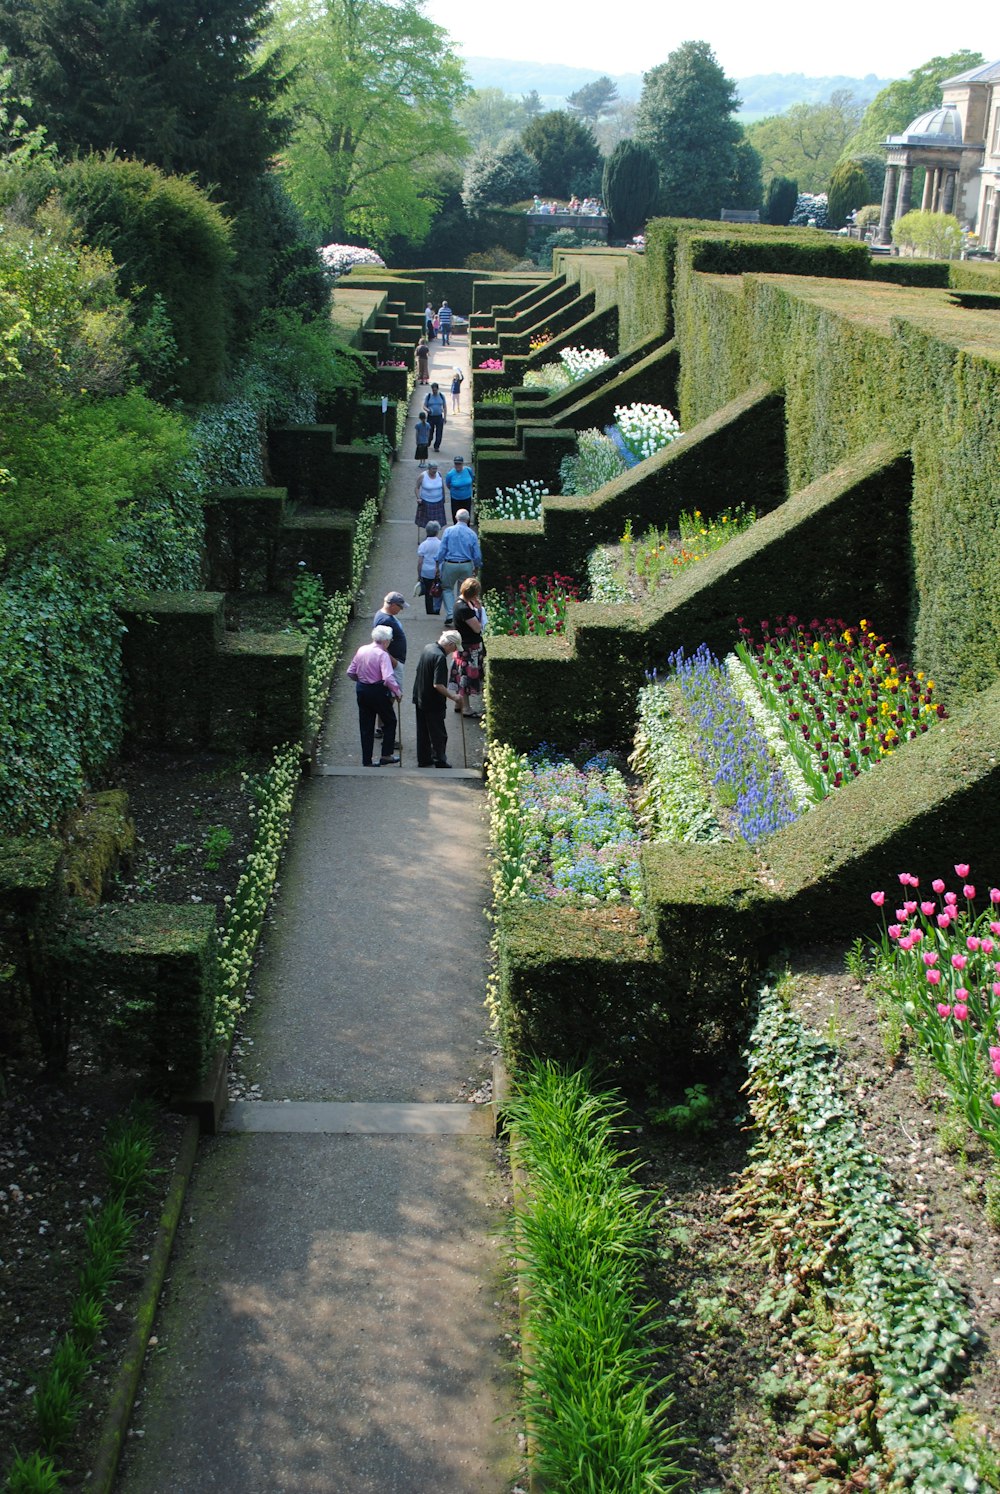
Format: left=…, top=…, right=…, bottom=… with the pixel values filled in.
left=921, top=169, right=933, bottom=211
left=985, top=190, right=999, bottom=253
left=942, top=169, right=957, bottom=216
left=877, top=163, right=899, bottom=245
left=895, top=163, right=914, bottom=220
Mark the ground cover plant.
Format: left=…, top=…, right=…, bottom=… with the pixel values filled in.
left=505, top=1061, right=688, bottom=1493
left=587, top=506, right=755, bottom=602
left=487, top=742, right=643, bottom=906
left=483, top=572, right=581, bottom=638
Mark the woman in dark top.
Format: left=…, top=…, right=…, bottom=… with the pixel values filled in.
left=451, top=576, right=486, bottom=717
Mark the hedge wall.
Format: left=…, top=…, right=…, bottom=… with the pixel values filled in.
left=486, top=437, right=911, bottom=752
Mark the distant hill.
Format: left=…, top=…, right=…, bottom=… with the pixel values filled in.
left=462, top=57, right=893, bottom=119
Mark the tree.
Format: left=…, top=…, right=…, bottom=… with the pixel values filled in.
left=596, top=99, right=639, bottom=155
left=566, top=76, right=619, bottom=124
left=268, top=0, right=468, bottom=246
left=463, top=138, right=538, bottom=212
left=728, top=136, right=763, bottom=210
left=746, top=91, right=863, bottom=194
left=827, top=159, right=869, bottom=229
left=0, top=0, right=287, bottom=211
left=636, top=41, right=742, bottom=220
left=456, top=89, right=528, bottom=152
left=845, top=52, right=984, bottom=155
left=762, top=174, right=798, bottom=225
left=892, top=208, right=962, bottom=259
left=520, top=110, right=601, bottom=197
left=521, top=90, right=543, bottom=120
left=602, top=138, right=659, bottom=237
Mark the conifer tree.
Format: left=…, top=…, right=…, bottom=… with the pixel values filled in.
left=636, top=41, right=742, bottom=220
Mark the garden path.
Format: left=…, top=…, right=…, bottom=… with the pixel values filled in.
left=115, top=333, right=519, bottom=1493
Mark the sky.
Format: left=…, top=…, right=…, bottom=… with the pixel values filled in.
left=421, top=0, right=991, bottom=82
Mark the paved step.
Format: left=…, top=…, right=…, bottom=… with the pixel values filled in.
left=224, top=1100, right=494, bottom=1134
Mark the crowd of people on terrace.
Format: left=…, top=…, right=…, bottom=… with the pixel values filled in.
left=529, top=194, right=606, bottom=216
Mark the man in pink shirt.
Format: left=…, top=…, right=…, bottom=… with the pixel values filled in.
left=346, top=625, right=402, bottom=765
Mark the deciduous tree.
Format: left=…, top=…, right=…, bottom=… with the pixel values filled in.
left=845, top=52, right=984, bottom=155
left=636, top=41, right=742, bottom=220
left=456, top=88, right=528, bottom=152
left=746, top=91, right=863, bottom=194
left=269, top=0, right=468, bottom=246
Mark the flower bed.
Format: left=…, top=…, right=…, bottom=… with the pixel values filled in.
left=867, top=864, right=1000, bottom=1160
left=635, top=618, right=950, bottom=848
left=478, top=477, right=549, bottom=521
left=608, top=403, right=682, bottom=467
left=587, top=507, right=754, bottom=602
left=488, top=743, right=643, bottom=906
left=484, top=573, right=580, bottom=638
left=523, top=345, right=610, bottom=392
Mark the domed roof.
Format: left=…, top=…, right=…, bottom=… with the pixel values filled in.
left=889, top=104, right=964, bottom=146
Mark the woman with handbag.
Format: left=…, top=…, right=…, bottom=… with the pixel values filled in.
left=416, top=521, right=443, bottom=615
left=451, top=576, right=486, bottom=717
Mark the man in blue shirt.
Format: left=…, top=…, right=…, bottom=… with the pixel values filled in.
left=437, top=301, right=454, bottom=345
left=422, top=383, right=447, bottom=452
left=444, top=455, right=474, bottom=524
left=436, top=510, right=481, bottom=623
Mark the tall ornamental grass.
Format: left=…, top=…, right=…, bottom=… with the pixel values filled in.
left=506, top=1062, right=689, bottom=1493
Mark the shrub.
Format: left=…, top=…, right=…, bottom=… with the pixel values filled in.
left=762, top=175, right=798, bottom=226
left=892, top=208, right=962, bottom=259
left=789, top=191, right=828, bottom=228
left=53, top=155, right=235, bottom=402
left=602, top=139, right=660, bottom=238
left=854, top=203, right=881, bottom=230
left=827, top=160, right=870, bottom=230
left=559, top=429, right=626, bottom=496
left=462, top=139, right=539, bottom=212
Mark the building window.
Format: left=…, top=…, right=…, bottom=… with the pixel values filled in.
left=992, top=104, right=1000, bottom=156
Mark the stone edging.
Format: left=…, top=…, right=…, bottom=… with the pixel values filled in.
left=88, top=1114, right=201, bottom=1493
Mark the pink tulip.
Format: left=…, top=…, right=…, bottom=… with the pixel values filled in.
left=937, top=914, right=952, bottom=929
left=981, top=938, right=995, bottom=955
left=993, top=1094, right=1000, bottom=1108
left=926, top=969, right=941, bottom=985
left=952, top=954, right=968, bottom=970
left=993, top=1060, right=1000, bottom=1077
left=990, top=888, right=1000, bottom=904
left=954, top=1004, right=969, bottom=1021
left=994, top=983, right=1000, bottom=998
left=932, top=878, right=946, bottom=894
left=945, top=891, right=958, bottom=906
left=922, top=951, right=939, bottom=965
left=964, top=885, right=976, bottom=899
left=911, top=928, right=923, bottom=943
left=920, top=901, right=936, bottom=915
left=898, top=872, right=912, bottom=885
left=937, top=1003, right=952, bottom=1018
left=871, top=890, right=885, bottom=906
left=955, top=987, right=969, bottom=1002
left=990, top=1047, right=1000, bottom=1062
left=967, top=937, right=981, bottom=952
left=991, top=922, right=1000, bottom=936
left=955, top=863, right=970, bottom=878
left=896, top=907, right=908, bottom=921
left=904, top=900, right=918, bottom=916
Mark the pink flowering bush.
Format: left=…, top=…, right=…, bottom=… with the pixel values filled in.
left=476, top=357, right=504, bottom=371
left=870, top=863, right=1000, bottom=1156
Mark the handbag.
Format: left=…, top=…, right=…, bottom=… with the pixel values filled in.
left=429, top=578, right=442, bottom=598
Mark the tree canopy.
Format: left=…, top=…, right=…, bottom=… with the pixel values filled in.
left=566, top=76, right=619, bottom=124
left=456, top=88, right=528, bottom=152
left=602, top=138, right=658, bottom=237
left=463, top=138, right=538, bottom=212
left=845, top=52, right=984, bottom=156
left=746, top=91, right=863, bottom=194
left=521, top=110, right=601, bottom=198
left=636, top=41, right=743, bottom=220
left=0, top=0, right=286, bottom=210
left=268, top=0, right=468, bottom=246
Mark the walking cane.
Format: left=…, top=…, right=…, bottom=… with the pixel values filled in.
left=459, top=705, right=468, bottom=767
left=396, top=698, right=402, bottom=767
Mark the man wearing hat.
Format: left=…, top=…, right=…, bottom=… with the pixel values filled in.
left=373, top=591, right=409, bottom=697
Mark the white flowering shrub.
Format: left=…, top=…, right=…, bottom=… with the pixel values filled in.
left=559, top=347, right=610, bottom=381
left=318, top=243, right=387, bottom=280
left=614, top=403, right=682, bottom=462
left=479, top=478, right=549, bottom=521
left=559, top=429, right=627, bottom=496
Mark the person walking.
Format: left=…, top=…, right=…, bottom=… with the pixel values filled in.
left=414, top=462, right=446, bottom=540
left=414, top=412, right=431, bottom=468
left=415, top=337, right=430, bottom=384
left=423, top=382, right=447, bottom=452
left=436, top=509, right=481, bottom=624
left=437, top=300, right=454, bottom=346
left=424, top=301, right=435, bottom=339
left=444, top=455, right=474, bottom=524
left=416, top=520, right=443, bottom=614
left=452, top=576, right=486, bottom=719
left=412, top=630, right=462, bottom=768
left=449, top=366, right=464, bottom=413
left=346, top=625, right=402, bottom=766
